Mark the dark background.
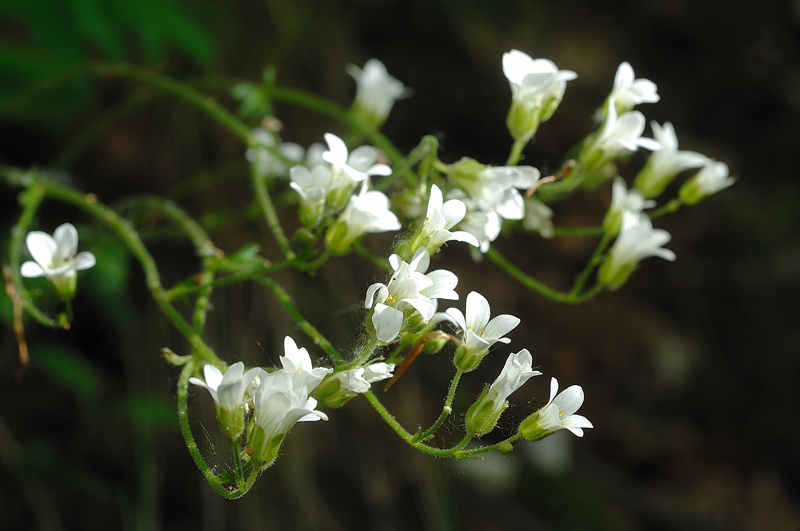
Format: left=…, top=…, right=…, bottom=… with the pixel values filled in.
left=1, top=0, right=799, bottom=529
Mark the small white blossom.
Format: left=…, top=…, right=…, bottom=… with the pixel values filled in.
left=608, top=62, right=659, bottom=115
left=365, top=248, right=458, bottom=343
left=522, top=197, right=555, bottom=238
left=326, top=183, right=401, bottom=253
left=603, top=177, right=656, bottom=235
left=342, top=362, right=396, bottom=394
left=347, top=58, right=407, bottom=127
left=679, top=160, right=734, bottom=205
left=465, top=349, right=541, bottom=435
left=408, top=184, right=479, bottom=256
left=446, top=291, right=520, bottom=371
left=21, top=223, right=96, bottom=300
left=246, top=128, right=305, bottom=178
left=249, top=369, right=328, bottom=467
left=289, top=164, right=338, bottom=208
left=634, top=121, right=709, bottom=198
left=503, top=50, right=577, bottom=140
left=279, top=336, right=334, bottom=394
left=520, top=377, right=593, bottom=440
left=581, top=98, right=660, bottom=171
left=190, top=362, right=260, bottom=438
left=456, top=205, right=503, bottom=254
left=599, top=211, right=676, bottom=290
left=321, top=133, right=392, bottom=183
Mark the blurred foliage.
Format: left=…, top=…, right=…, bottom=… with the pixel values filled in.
left=0, top=0, right=214, bottom=119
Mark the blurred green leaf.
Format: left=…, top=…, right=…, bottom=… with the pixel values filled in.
left=31, top=344, right=101, bottom=402
left=116, top=394, right=176, bottom=430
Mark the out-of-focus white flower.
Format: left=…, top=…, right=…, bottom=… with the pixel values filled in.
left=347, top=58, right=407, bottom=127
left=325, top=183, right=401, bottom=253
left=581, top=99, right=660, bottom=171
left=679, top=160, right=734, bottom=205
left=365, top=248, right=458, bottom=343
left=633, top=121, right=709, bottom=198
left=503, top=49, right=577, bottom=141
left=465, top=349, right=541, bottom=435
left=603, top=177, right=656, bottom=235
left=608, top=62, right=659, bottom=115
left=522, top=197, right=555, bottom=239
left=450, top=159, right=541, bottom=217
left=21, top=222, right=96, bottom=300
left=190, top=362, right=260, bottom=439
left=246, top=128, right=305, bottom=178
left=520, top=377, right=593, bottom=441
left=598, top=211, right=676, bottom=290
left=446, top=291, right=520, bottom=372
left=456, top=206, right=503, bottom=254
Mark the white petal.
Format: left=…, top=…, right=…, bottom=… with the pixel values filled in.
left=53, top=223, right=79, bottom=259
left=20, top=261, right=45, bottom=278
left=73, top=252, right=96, bottom=271
left=26, top=231, right=57, bottom=268
left=372, top=304, right=403, bottom=342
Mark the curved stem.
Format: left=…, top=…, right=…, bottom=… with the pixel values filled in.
left=255, top=275, right=343, bottom=363
left=413, top=369, right=463, bottom=442
left=251, top=166, right=295, bottom=261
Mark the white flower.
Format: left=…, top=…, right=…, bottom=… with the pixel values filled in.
left=289, top=164, right=338, bottom=208
left=326, top=183, right=401, bottom=253
left=599, top=211, right=676, bottom=290
left=190, top=362, right=260, bottom=438
left=408, top=184, right=479, bottom=256
left=465, top=349, right=541, bottom=435
left=365, top=248, right=458, bottom=343
left=583, top=99, right=660, bottom=171
left=679, top=160, right=734, bottom=205
left=249, top=369, right=328, bottom=467
left=246, top=128, right=305, bottom=178
left=608, top=62, right=659, bottom=115
left=503, top=50, right=576, bottom=140
left=347, top=58, right=407, bottom=126
left=456, top=206, right=502, bottom=254
left=521, top=377, right=593, bottom=440
left=21, top=222, right=96, bottom=300
left=603, top=177, right=656, bottom=235
left=634, top=121, right=709, bottom=198
left=522, top=197, right=554, bottom=239
left=279, top=336, right=334, bottom=394
left=321, top=133, right=392, bottom=183
left=446, top=291, right=520, bottom=372
left=341, top=362, right=396, bottom=394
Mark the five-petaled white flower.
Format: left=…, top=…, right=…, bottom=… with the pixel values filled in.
left=247, top=336, right=332, bottom=467
left=347, top=59, right=407, bottom=127
left=408, top=184, right=479, bottom=256
left=190, top=362, right=261, bottom=438
left=581, top=98, right=660, bottom=171
left=522, top=197, right=555, bottom=239
left=520, top=377, right=593, bottom=440
left=633, top=121, right=709, bottom=198
left=465, top=349, right=541, bottom=435
left=446, top=291, right=521, bottom=372
left=502, top=49, right=577, bottom=140
left=365, top=247, right=458, bottom=343
left=321, top=133, right=392, bottom=184
left=603, top=177, right=656, bottom=235
left=679, top=160, right=734, bottom=205
left=21, top=222, right=96, bottom=300
left=599, top=211, right=676, bottom=290
left=608, top=61, right=659, bottom=115
left=326, top=183, right=401, bottom=253
left=246, top=128, right=305, bottom=178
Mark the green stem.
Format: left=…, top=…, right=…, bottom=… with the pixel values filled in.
left=177, top=361, right=245, bottom=499
left=569, top=233, right=611, bottom=296
left=413, top=369, right=463, bottom=442
left=6, top=179, right=63, bottom=328
left=251, top=165, right=295, bottom=260
left=453, top=434, right=523, bottom=459
left=89, top=63, right=253, bottom=145
left=254, top=276, right=343, bottom=363
left=506, top=137, right=529, bottom=166
left=648, top=198, right=682, bottom=220
left=486, top=246, right=603, bottom=304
